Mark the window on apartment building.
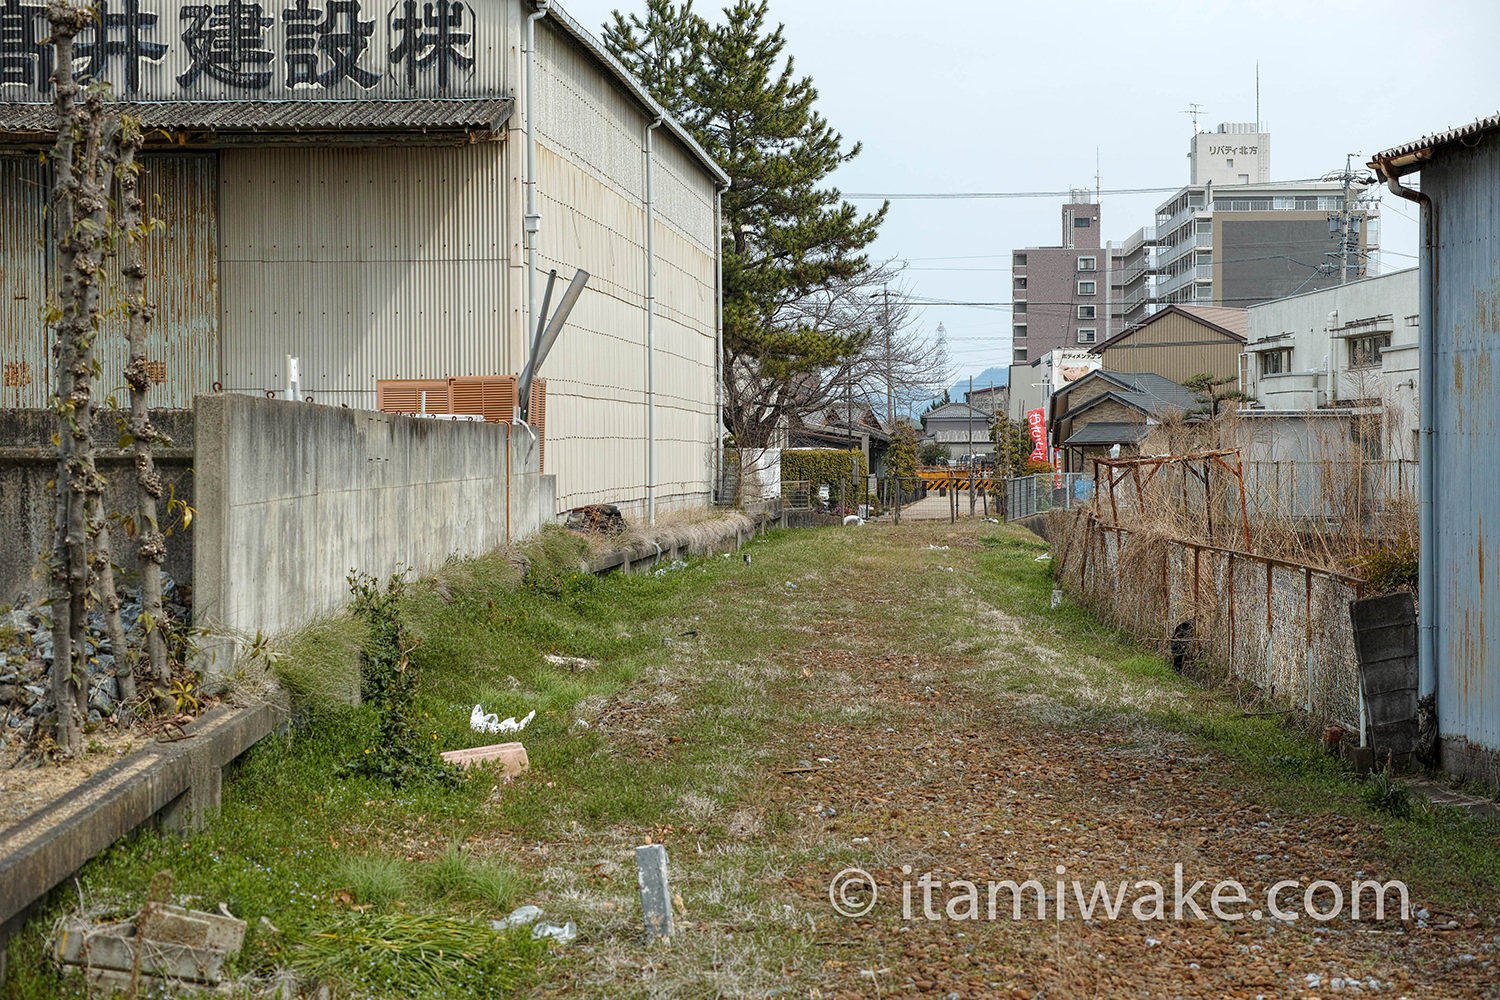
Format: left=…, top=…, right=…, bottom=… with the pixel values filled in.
left=1074, top=217, right=1091, bottom=228
left=1260, top=349, right=1292, bottom=375
left=1349, top=333, right=1392, bottom=368
left=1195, top=219, right=1212, bottom=234
left=1076, top=280, right=1096, bottom=295
left=1077, top=328, right=1097, bottom=345
left=1225, top=158, right=1234, bottom=168
left=1014, top=253, right=1027, bottom=266
left=1013, top=324, right=1027, bottom=339
left=1076, top=305, right=1096, bottom=319
left=1014, top=302, right=1027, bottom=314
left=1013, top=347, right=1028, bottom=362
left=1014, top=276, right=1028, bottom=290
left=1077, top=256, right=1096, bottom=271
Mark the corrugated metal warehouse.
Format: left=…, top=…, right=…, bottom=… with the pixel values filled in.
left=0, top=0, right=726, bottom=519
left=1373, top=114, right=1500, bottom=784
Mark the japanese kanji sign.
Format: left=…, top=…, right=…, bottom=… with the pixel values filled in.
left=0, top=0, right=491, bottom=100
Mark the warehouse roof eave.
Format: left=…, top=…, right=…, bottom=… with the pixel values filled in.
left=1370, top=111, right=1500, bottom=176
left=0, top=98, right=515, bottom=147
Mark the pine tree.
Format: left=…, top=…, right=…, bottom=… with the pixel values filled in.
left=604, top=1, right=887, bottom=447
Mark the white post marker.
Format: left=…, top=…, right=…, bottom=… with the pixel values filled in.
left=635, top=844, right=674, bottom=940
left=284, top=355, right=300, bottom=402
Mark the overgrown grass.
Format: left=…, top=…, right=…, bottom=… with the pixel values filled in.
left=8, top=517, right=1500, bottom=999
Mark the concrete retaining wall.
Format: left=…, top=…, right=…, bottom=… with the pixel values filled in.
left=0, top=410, right=195, bottom=605
left=193, top=395, right=547, bottom=672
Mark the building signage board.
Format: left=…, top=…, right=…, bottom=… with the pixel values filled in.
left=1026, top=407, right=1046, bottom=462
left=0, top=0, right=503, bottom=102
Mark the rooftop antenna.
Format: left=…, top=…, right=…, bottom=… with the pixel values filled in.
left=1182, top=103, right=1204, bottom=132
left=1095, top=146, right=1101, bottom=203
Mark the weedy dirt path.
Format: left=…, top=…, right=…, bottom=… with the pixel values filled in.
left=533, top=522, right=1499, bottom=1000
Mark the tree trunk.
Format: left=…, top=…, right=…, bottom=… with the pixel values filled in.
left=115, top=121, right=173, bottom=711
left=46, top=5, right=89, bottom=754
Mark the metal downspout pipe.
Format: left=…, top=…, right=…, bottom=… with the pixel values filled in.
left=714, top=182, right=725, bottom=505
left=646, top=118, right=663, bottom=524
left=524, top=1, right=550, bottom=374
left=1381, top=166, right=1437, bottom=699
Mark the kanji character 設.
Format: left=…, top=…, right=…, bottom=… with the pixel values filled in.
left=284, top=0, right=377, bottom=88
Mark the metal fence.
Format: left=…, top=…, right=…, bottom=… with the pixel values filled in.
left=782, top=481, right=813, bottom=511
left=1003, top=473, right=1094, bottom=520
left=1054, top=512, right=1365, bottom=730
left=1241, top=459, right=1418, bottom=524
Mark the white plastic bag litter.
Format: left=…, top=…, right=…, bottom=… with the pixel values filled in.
left=470, top=705, right=536, bottom=735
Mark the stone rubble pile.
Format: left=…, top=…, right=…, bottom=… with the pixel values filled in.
left=0, top=579, right=190, bottom=742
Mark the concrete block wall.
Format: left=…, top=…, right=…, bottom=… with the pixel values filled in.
left=193, top=395, right=544, bottom=672
left=0, top=410, right=195, bottom=606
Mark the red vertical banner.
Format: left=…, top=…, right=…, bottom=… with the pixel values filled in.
left=1026, top=408, right=1047, bottom=462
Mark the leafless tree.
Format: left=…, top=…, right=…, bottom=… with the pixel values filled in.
left=47, top=0, right=116, bottom=753
left=113, top=118, right=174, bottom=711
left=724, top=262, right=951, bottom=445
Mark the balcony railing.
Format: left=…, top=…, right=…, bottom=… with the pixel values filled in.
left=1156, top=263, right=1213, bottom=298
left=1158, top=231, right=1213, bottom=269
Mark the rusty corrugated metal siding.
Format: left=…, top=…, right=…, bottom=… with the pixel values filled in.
left=97, top=154, right=221, bottom=409
left=1429, top=139, right=1500, bottom=754
left=1, top=152, right=217, bottom=410
left=0, top=155, right=48, bottom=409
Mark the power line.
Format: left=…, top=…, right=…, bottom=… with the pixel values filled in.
left=843, top=177, right=1337, bottom=200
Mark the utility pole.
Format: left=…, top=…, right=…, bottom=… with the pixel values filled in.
left=882, top=285, right=894, bottom=427
left=1339, top=153, right=1352, bottom=286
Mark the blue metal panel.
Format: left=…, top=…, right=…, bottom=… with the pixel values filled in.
left=1428, top=139, right=1500, bottom=752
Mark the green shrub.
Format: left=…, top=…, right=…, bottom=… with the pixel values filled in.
left=1352, top=534, right=1418, bottom=596
left=781, top=448, right=870, bottom=510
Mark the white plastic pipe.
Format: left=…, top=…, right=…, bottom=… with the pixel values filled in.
left=645, top=117, right=663, bottom=524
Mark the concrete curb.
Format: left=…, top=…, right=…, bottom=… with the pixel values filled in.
left=0, top=700, right=287, bottom=982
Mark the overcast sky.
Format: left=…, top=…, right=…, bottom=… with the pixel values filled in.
left=560, top=0, right=1500, bottom=385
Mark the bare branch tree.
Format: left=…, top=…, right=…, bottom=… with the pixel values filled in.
left=114, top=117, right=174, bottom=712
left=724, top=263, right=952, bottom=449
left=47, top=0, right=117, bottom=754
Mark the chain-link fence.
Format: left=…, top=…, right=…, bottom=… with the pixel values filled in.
left=1053, top=511, right=1365, bottom=730
left=1003, top=473, right=1094, bottom=520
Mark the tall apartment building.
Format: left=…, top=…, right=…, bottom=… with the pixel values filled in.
left=1111, top=123, right=1379, bottom=330
left=1010, top=191, right=1117, bottom=364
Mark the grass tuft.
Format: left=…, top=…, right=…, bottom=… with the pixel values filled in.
left=420, top=845, right=524, bottom=912
left=335, top=854, right=411, bottom=908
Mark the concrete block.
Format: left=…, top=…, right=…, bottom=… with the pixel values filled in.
left=440, top=742, right=529, bottom=777
left=635, top=844, right=674, bottom=940
left=141, top=905, right=246, bottom=954
left=53, top=919, right=226, bottom=983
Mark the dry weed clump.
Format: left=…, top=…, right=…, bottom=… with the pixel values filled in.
left=1117, top=407, right=1416, bottom=576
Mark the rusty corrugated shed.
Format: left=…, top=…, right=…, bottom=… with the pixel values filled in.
left=0, top=155, right=48, bottom=409
left=1425, top=134, right=1500, bottom=759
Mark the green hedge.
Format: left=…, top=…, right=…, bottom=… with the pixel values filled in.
left=782, top=448, right=870, bottom=512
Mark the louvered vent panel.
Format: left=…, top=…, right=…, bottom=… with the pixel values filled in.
left=448, top=375, right=518, bottom=424
left=529, top=378, right=547, bottom=472
left=377, top=379, right=452, bottom=414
